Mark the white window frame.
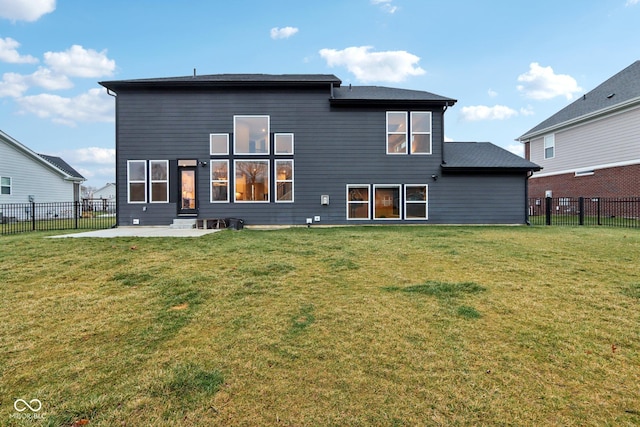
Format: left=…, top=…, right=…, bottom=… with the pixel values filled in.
left=233, top=115, right=270, bottom=155
left=149, top=160, right=169, bottom=203
left=275, top=159, right=294, bottom=203
left=210, top=160, right=229, bottom=203
left=410, top=111, right=432, bottom=155
left=373, top=184, right=402, bottom=220
left=386, top=111, right=408, bottom=154
left=210, top=133, right=229, bottom=155
left=544, top=134, right=555, bottom=159
left=234, top=159, right=270, bottom=203
left=127, top=160, right=147, bottom=203
left=404, top=184, right=429, bottom=220
left=275, top=133, right=294, bottom=155
left=1, top=176, right=11, bottom=195
left=346, top=185, right=371, bottom=220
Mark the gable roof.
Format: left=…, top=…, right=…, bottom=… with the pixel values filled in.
left=0, top=130, right=85, bottom=182
left=38, top=154, right=85, bottom=180
left=518, top=60, right=640, bottom=140
left=442, top=142, right=541, bottom=172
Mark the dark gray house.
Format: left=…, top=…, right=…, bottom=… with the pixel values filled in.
left=99, top=74, right=540, bottom=227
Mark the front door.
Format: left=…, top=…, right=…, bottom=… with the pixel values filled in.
left=178, top=160, right=198, bottom=216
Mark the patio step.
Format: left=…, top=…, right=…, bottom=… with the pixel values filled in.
left=169, top=218, right=197, bottom=229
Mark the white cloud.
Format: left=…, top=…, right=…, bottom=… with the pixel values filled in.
left=0, top=72, right=29, bottom=97
left=460, top=104, right=518, bottom=121
left=0, top=0, right=55, bottom=22
left=519, top=105, right=535, bottom=116
left=29, top=67, right=73, bottom=90
left=270, top=26, right=299, bottom=39
left=16, top=88, right=114, bottom=126
left=63, top=147, right=115, bottom=164
left=319, top=46, right=425, bottom=83
left=487, top=89, right=498, bottom=98
left=0, top=37, right=38, bottom=64
left=44, top=45, right=115, bottom=78
left=626, top=0, right=639, bottom=6
left=517, top=62, right=583, bottom=100
left=371, top=0, right=398, bottom=13
left=506, top=143, right=525, bottom=157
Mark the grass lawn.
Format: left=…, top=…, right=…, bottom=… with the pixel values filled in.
left=1, top=226, right=639, bottom=426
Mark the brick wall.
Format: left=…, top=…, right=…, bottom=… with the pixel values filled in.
left=529, top=164, right=640, bottom=198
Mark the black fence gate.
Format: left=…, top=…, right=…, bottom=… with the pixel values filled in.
left=529, top=197, right=640, bottom=228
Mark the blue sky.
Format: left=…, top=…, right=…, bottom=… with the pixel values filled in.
left=1, top=0, right=639, bottom=189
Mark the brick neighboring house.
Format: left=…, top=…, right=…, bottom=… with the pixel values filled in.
left=517, top=60, right=640, bottom=198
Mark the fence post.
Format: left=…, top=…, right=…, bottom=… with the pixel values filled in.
left=31, top=201, right=36, bottom=231
left=597, top=198, right=601, bottom=226
left=579, top=197, right=585, bottom=226
left=75, top=201, right=79, bottom=229
left=545, top=196, right=552, bottom=225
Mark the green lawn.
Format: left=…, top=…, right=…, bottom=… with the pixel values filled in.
left=1, top=226, right=639, bottom=426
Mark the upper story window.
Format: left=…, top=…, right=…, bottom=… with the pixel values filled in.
left=210, top=134, right=229, bottom=155
left=387, top=112, right=408, bottom=154
left=275, top=133, right=294, bottom=154
left=410, top=112, right=432, bottom=154
left=1, top=176, right=11, bottom=195
left=387, top=111, right=432, bottom=155
left=544, top=134, right=555, bottom=159
left=234, top=115, right=269, bottom=155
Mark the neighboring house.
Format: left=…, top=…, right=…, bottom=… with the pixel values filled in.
left=0, top=130, right=85, bottom=204
left=92, top=182, right=116, bottom=200
left=517, top=60, right=640, bottom=198
left=99, top=74, right=539, bottom=227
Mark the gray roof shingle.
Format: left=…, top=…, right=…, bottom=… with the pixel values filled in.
left=38, top=154, right=85, bottom=180
left=518, top=60, right=640, bottom=139
left=332, top=85, right=456, bottom=104
left=442, top=142, right=541, bottom=172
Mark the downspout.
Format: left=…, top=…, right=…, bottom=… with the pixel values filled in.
left=525, top=170, right=533, bottom=225
left=441, top=105, right=448, bottom=167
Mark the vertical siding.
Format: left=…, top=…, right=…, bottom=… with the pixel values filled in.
left=0, top=141, right=74, bottom=203
left=115, top=86, right=526, bottom=225
left=530, top=106, right=640, bottom=174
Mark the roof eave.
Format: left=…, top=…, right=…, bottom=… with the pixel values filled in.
left=329, top=98, right=457, bottom=107
left=517, top=96, right=640, bottom=141
left=441, top=166, right=542, bottom=173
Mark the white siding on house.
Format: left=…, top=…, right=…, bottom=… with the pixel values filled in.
left=530, top=106, right=640, bottom=176
left=0, top=141, right=75, bottom=203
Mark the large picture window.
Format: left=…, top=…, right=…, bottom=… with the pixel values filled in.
left=410, top=112, right=432, bottom=154
left=149, top=160, right=169, bottom=203
left=405, top=185, right=428, bottom=219
left=1, top=176, right=11, bottom=195
left=347, top=185, right=370, bottom=220
left=374, top=185, right=401, bottom=219
left=235, top=160, right=269, bottom=202
left=275, top=160, right=293, bottom=202
left=211, top=160, right=229, bottom=202
left=234, top=115, right=269, bottom=154
left=387, top=112, right=407, bottom=154
left=127, top=160, right=147, bottom=203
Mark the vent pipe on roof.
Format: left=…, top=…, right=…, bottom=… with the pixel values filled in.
left=193, top=68, right=196, bottom=78
left=349, top=83, right=352, bottom=91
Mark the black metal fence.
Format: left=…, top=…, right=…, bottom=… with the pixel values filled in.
left=529, top=197, right=640, bottom=228
left=1, top=200, right=116, bottom=235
